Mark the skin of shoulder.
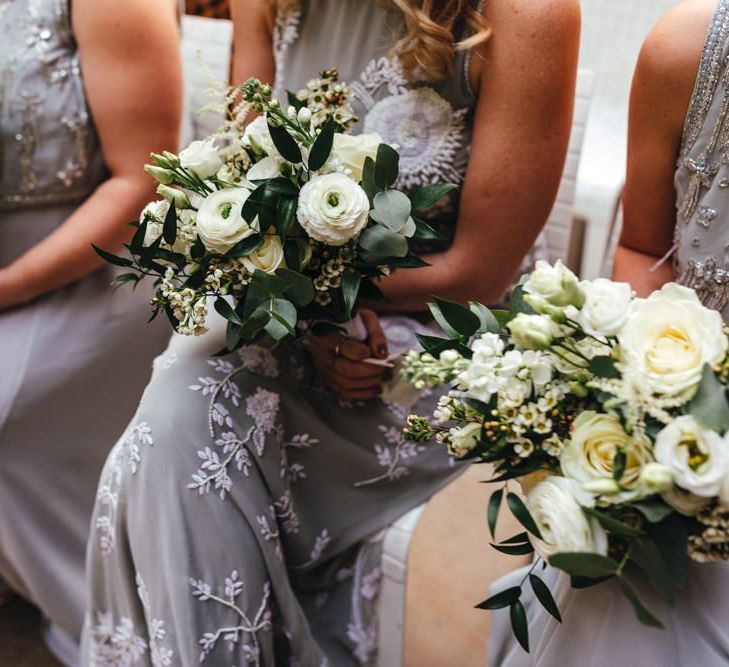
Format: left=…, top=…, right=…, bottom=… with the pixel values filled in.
left=615, top=0, right=716, bottom=294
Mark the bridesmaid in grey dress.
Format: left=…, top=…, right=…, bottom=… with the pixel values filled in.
left=489, top=1, right=729, bottom=664
left=82, top=0, right=580, bottom=664
left=0, top=0, right=181, bottom=658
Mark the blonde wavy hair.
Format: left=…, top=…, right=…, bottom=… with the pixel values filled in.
left=274, top=0, right=491, bottom=81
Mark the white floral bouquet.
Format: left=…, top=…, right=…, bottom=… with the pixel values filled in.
left=401, top=261, right=729, bottom=651
left=96, top=69, right=455, bottom=347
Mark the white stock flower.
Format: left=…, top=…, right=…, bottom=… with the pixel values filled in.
left=448, top=422, right=482, bottom=457
left=523, top=260, right=584, bottom=308
left=179, top=138, right=223, bottom=179
left=196, top=188, right=258, bottom=254
left=561, top=411, right=653, bottom=503
left=241, top=232, right=285, bottom=275
left=297, top=173, right=369, bottom=246
left=578, top=278, right=633, bottom=337
left=330, top=132, right=382, bottom=181
left=654, top=415, right=729, bottom=498
left=508, top=313, right=557, bottom=350
left=243, top=116, right=276, bottom=155
left=527, top=476, right=608, bottom=560
left=618, top=283, right=728, bottom=397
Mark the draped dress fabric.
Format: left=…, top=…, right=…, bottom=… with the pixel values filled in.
left=78, top=1, right=545, bottom=665
left=0, top=0, right=169, bottom=647
left=488, top=2, right=729, bottom=664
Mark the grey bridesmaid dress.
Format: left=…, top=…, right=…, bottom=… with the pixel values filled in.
left=81, top=1, right=522, bottom=665
left=0, top=0, right=169, bottom=650
left=488, top=2, right=729, bottom=665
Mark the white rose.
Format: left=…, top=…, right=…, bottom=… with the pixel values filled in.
left=578, top=279, right=633, bottom=337
left=662, top=486, right=711, bottom=516
left=523, top=260, right=584, bottom=308
left=242, top=232, right=285, bottom=275
left=561, top=411, right=653, bottom=503
left=330, top=133, right=382, bottom=181
left=654, top=415, right=729, bottom=497
left=527, top=476, right=608, bottom=560
left=508, top=313, right=556, bottom=350
left=243, top=116, right=276, bottom=155
left=448, top=422, right=482, bottom=457
left=618, top=283, right=728, bottom=397
left=139, top=200, right=168, bottom=246
left=196, top=188, right=258, bottom=254
left=297, top=173, right=369, bottom=246
left=179, top=138, right=223, bottom=179
left=639, top=462, right=674, bottom=494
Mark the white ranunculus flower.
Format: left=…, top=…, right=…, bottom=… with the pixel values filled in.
left=561, top=411, right=653, bottom=503
left=654, top=415, right=729, bottom=498
left=297, top=173, right=370, bottom=246
left=242, top=231, right=285, bottom=275
left=508, top=313, right=557, bottom=350
left=196, top=188, right=258, bottom=254
left=578, top=278, right=633, bottom=337
left=179, top=137, right=223, bottom=179
left=618, top=283, right=728, bottom=397
left=330, top=132, right=382, bottom=181
left=243, top=116, right=276, bottom=156
left=523, top=260, right=584, bottom=308
left=448, top=422, right=482, bottom=457
left=527, top=476, right=608, bottom=560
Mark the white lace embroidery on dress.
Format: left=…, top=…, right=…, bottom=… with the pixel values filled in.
left=272, top=6, right=302, bottom=99
left=135, top=575, right=174, bottom=667
left=355, top=424, right=428, bottom=486
left=87, top=612, right=147, bottom=667
left=356, top=57, right=468, bottom=189
left=95, top=422, right=154, bottom=556
left=189, top=571, right=272, bottom=665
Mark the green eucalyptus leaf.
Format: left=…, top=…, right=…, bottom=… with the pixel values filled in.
left=589, top=356, right=621, bottom=380
left=371, top=190, right=412, bottom=232
left=475, top=586, right=521, bottom=610
left=276, top=197, right=298, bottom=238
left=224, top=234, right=264, bottom=259
left=308, top=118, right=335, bottom=171
left=549, top=553, right=620, bottom=578
left=276, top=268, right=315, bottom=306
left=374, top=143, right=399, bottom=189
left=93, top=245, right=133, bottom=268
left=470, top=302, right=501, bottom=334
left=529, top=574, right=562, bottom=623
left=267, top=121, right=302, bottom=163
left=130, top=218, right=149, bottom=253
left=226, top=321, right=242, bottom=352
left=619, top=578, right=665, bottom=629
left=631, top=498, right=674, bottom=523
left=262, top=177, right=299, bottom=197
left=582, top=507, right=643, bottom=538
left=264, top=298, right=297, bottom=340
left=629, top=538, right=676, bottom=605
left=341, top=271, right=362, bottom=319
left=214, top=297, right=244, bottom=326
left=409, top=183, right=458, bottom=211
left=510, top=600, right=530, bottom=653
left=488, top=488, right=503, bottom=538
left=688, top=363, right=729, bottom=433
left=491, top=541, right=534, bottom=556
left=429, top=297, right=481, bottom=339
left=412, top=217, right=446, bottom=241
left=239, top=306, right=270, bottom=342
left=361, top=156, right=376, bottom=201
left=358, top=225, right=408, bottom=260
left=507, top=492, right=542, bottom=539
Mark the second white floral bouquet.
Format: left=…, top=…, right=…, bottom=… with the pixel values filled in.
left=97, top=69, right=455, bottom=347
left=401, top=261, right=729, bottom=651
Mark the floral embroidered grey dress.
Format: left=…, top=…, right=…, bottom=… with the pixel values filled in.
left=0, top=0, right=169, bottom=652
left=82, top=2, right=546, bottom=665
left=488, top=2, right=729, bottom=665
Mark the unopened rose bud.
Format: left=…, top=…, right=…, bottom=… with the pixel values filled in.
left=508, top=313, right=555, bottom=350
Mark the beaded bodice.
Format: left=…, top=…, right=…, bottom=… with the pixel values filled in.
left=0, top=0, right=106, bottom=210
left=273, top=0, right=480, bottom=246
left=674, top=0, right=729, bottom=317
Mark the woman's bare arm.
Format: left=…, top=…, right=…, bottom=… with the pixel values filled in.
left=615, top=0, right=714, bottom=295
left=377, top=0, right=581, bottom=311
left=0, top=0, right=182, bottom=310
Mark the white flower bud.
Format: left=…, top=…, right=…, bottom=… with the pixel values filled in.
left=583, top=479, right=622, bottom=495
left=639, top=463, right=674, bottom=494
left=297, top=107, right=312, bottom=125
left=156, top=184, right=192, bottom=209
left=508, top=313, right=556, bottom=350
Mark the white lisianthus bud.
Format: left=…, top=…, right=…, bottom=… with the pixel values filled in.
left=583, top=479, right=622, bottom=495
left=241, top=231, right=285, bottom=275
left=523, top=294, right=567, bottom=323
left=508, top=313, right=556, bottom=350
left=654, top=415, right=729, bottom=497
left=196, top=188, right=259, bottom=254
left=639, top=462, right=674, bottom=494
left=448, top=422, right=482, bottom=457
left=439, top=350, right=461, bottom=364
left=523, top=260, right=584, bottom=308
left=144, top=164, right=175, bottom=185
left=297, top=107, right=312, bottom=125
left=179, top=137, right=223, bottom=179
left=156, top=184, right=192, bottom=209
left=297, top=173, right=370, bottom=246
